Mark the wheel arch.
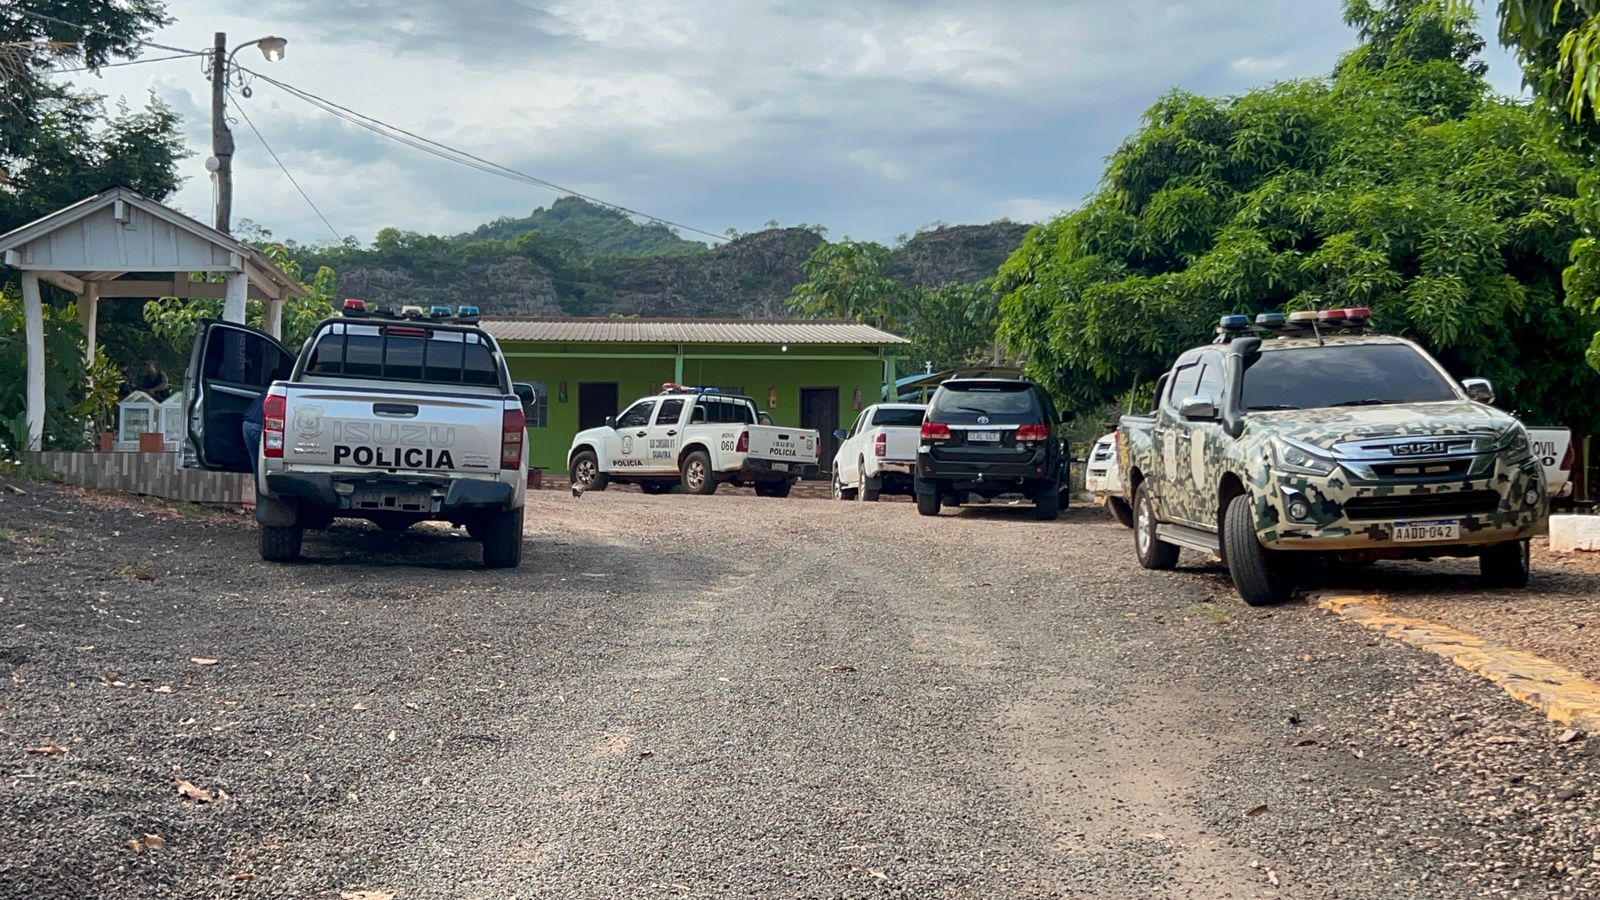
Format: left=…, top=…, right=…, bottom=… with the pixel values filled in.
left=678, top=442, right=712, bottom=467
left=568, top=443, right=598, bottom=465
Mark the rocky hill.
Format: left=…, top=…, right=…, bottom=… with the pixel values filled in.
left=299, top=202, right=1031, bottom=319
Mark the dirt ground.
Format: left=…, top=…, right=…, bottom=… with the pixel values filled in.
left=2, top=480, right=1599, bottom=899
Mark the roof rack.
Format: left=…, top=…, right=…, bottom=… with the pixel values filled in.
left=340, top=298, right=480, bottom=326
left=1214, top=307, right=1373, bottom=345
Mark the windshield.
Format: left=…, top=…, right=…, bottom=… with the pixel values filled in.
left=873, top=407, right=926, bottom=427
left=1241, top=344, right=1459, bottom=412
left=929, top=382, right=1042, bottom=425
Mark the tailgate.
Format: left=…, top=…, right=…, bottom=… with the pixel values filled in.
left=282, top=386, right=504, bottom=473
left=881, top=427, right=920, bottom=461
left=746, top=425, right=818, bottom=464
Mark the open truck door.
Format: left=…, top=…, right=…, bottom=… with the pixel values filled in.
left=184, top=320, right=294, bottom=472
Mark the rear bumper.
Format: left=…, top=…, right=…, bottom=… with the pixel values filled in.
left=915, top=450, right=1058, bottom=492
left=265, top=471, right=517, bottom=515
left=735, top=458, right=818, bottom=480
left=870, top=460, right=914, bottom=477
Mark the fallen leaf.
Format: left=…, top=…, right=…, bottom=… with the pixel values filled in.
left=176, top=779, right=213, bottom=803
left=126, top=838, right=143, bottom=853
left=101, top=673, right=126, bottom=687
left=1485, top=735, right=1525, bottom=745
left=1140, top=832, right=1168, bottom=841
left=638, top=750, right=655, bottom=759
left=829, top=664, right=857, bottom=674
left=387, top=730, right=397, bottom=743
left=1268, top=869, right=1281, bottom=887
left=142, top=833, right=166, bottom=851
left=340, top=891, right=393, bottom=900
left=231, top=873, right=256, bottom=882
left=6, top=484, right=26, bottom=495
left=189, top=658, right=218, bottom=667
left=24, top=744, right=68, bottom=756
left=1557, top=728, right=1586, bottom=744
left=1292, top=738, right=1319, bottom=747
left=152, top=686, right=172, bottom=694
left=867, top=870, right=888, bottom=881
left=351, top=703, right=368, bottom=711
left=1245, top=804, right=1269, bottom=817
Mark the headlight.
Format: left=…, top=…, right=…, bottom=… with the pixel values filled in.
left=1270, top=436, right=1338, bottom=477
left=1492, top=424, right=1532, bottom=463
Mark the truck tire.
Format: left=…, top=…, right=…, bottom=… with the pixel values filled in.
left=755, top=479, right=792, bottom=498
left=569, top=450, right=608, bottom=492
left=681, top=450, right=717, bottom=495
left=859, top=459, right=880, bottom=501
left=1134, top=484, right=1179, bottom=570
left=916, top=486, right=941, bottom=517
left=259, top=523, right=303, bottom=563
left=481, top=508, right=524, bottom=568
left=832, top=471, right=857, bottom=501
left=1224, top=493, right=1292, bottom=606
left=1106, top=496, right=1135, bottom=529
left=1479, top=539, right=1530, bottom=588
left=1033, top=481, right=1060, bottom=521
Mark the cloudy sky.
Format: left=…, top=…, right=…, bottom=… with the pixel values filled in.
left=59, top=0, right=1526, bottom=248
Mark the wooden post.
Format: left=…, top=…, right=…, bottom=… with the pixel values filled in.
left=21, top=272, right=44, bottom=451
left=78, top=283, right=99, bottom=364
left=222, top=270, right=247, bottom=323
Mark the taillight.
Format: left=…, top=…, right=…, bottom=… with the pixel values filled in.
left=736, top=430, right=749, bottom=453
left=874, top=432, right=887, bottom=457
left=1560, top=442, right=1575, bottom=472
left=1015, top=423, right=1050, bottom=443
left=921, top=421, right=952, bottom=441
left=501, top=406, right=525, bottom=469
left=262, top=391, right=286, bottom=459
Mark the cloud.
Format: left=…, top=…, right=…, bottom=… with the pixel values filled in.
left=61, top=0, right=1530, bottom=248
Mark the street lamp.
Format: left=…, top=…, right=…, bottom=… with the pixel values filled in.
left=208, top=32, right=288, bottom=234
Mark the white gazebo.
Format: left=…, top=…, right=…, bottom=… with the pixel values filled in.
left=0, top=187, right=304, bottom=450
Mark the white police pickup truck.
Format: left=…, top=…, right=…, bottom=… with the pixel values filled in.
left=183, top=301, right=535, bottom=567
left=567, top=385, right=819, bottom=497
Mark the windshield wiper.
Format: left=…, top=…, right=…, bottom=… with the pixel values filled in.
left=1331, top=398, right=1390, bottom=407
left=954, top=405, right=999, bottom=415
left=1246, top=404, right=1299, bottom=411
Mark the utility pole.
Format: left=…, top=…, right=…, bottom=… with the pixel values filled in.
left=210, top=31, right=234, bottom=234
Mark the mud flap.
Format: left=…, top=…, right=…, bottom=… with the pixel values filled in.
left=257, top=495, right=299, bottom=527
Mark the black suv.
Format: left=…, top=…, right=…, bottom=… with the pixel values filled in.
left=913, top=378, right=1072, bottom=520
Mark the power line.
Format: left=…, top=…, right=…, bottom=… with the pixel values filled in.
left=237, top=66, right=816, bottom=266
left=7, top=6, right=201, bottom=56
left=228, top=90, right=344, bottom=243
left=52, top=50, right=202, bottom=74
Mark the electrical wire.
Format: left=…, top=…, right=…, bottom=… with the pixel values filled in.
left=228, top=90, right=345, bottom=243
left=52, top=50, right=202, bottom=73
left=7, top=6, right=202, bottom=56
left=237, top=66, right=818, bottom=266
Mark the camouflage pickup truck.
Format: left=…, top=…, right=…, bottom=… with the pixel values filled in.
left=1118, top=308, right=1548, bottom=606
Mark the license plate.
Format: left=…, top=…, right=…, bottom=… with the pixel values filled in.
left=968, top=431, right=1001, bottom=442
left=771, top=462, right=788, bottom=472
left=1393, top=519, right=1459, bottom=542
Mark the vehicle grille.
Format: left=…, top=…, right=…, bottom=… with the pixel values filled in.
left=1364, top=459, right=1474, bottom=480
left=1342, top=490, right=1502, bottom=521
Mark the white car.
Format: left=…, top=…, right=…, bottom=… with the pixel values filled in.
left=831, top=403, right=925, bottom=501
left=1527, top=426, right=1575, bottom=500
left=567, top=386, right=820, bottom=497
left=1086, top=430, right=1132, bottom=527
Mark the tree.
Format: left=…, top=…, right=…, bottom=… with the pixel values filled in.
left=997, top=0, right=1600, bottom=428
left=906, top=281, right=1003, bottom=372
left=786, top=240, right=916, bottom=329
left=143, top=246, right=338, bottom=354
left=1, top=1, right=186, bottom=236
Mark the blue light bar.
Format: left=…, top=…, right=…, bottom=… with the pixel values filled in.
left=1255, top=312, right=1286, bottom=327
left=456, top=305, right=480, bottom=321
left=1218, top=314, right=1250, bottom=329
left=428, top=305, right=451, bottom=318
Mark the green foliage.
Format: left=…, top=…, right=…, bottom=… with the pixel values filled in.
left=463, top=197, right=705, bottom=257
left=906, top=281, right=1002, bottom=372
left=786, top=240, right=915, bottom=328
left=0, top=283, right=90, bottom=451
left=0, top=1, right=185, bottom=236
left=998, top=0, right=1600, bottom=428
left=77, top=346, right=120, bottom=435
left=143, top=246, right=338, bottom=354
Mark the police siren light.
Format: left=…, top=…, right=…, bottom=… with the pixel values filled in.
left=400, top=305, right=426, bottom=319
left=428, top=305, right=452, bottom=318
left=341, top=298, right=368, bottom=317
left=455, top=305, right=480, bottom=324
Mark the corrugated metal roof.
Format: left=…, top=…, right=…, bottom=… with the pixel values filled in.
left=481, top=317, right=910, bottom=345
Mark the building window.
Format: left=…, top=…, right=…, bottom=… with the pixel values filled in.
left=527, top=380, right=549, bottom=427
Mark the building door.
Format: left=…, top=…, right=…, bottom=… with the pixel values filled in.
left=578, top=382, right=619, bottom=430
left=800, top=387, right=841, bottom=474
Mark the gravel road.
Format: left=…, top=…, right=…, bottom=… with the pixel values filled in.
left=1, top=482, right=1597, bottom=899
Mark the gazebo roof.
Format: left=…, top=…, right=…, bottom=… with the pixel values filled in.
left=0, top=186, right=303, bottom=300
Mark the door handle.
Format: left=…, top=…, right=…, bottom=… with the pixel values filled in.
left=666, top=430, right=678, bottom=436
left=373, top=403, right=419, bottom=417
left=635, top=430, right=648, bottom=437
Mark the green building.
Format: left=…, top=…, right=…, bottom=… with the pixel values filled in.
left=481, top=318, right=910, bottom=476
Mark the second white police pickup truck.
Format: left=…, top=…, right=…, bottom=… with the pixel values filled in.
left=567, top=385, right=819, bottom=497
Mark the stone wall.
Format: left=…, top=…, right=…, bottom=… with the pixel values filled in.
left=35, top=451, right=254, bottom=505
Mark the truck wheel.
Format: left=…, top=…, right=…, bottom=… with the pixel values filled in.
left=569, top=451, right=608, bottom=492
left=1033, top=483, right=1060, bottom=521
left=1134, top=484, right=1179, bottom=570
left=755, top=479, right=792, bottom=498
left=915, top=485, right=941, bottom=517
left=481, top=508, right=524, bottom=568
left=681, top=450, right=717, bottom=495
left=1479, top=540, right=1530, bottom=588
left=859, top=459, right=880, bottom=501
left=258, top=524, right=303, bottom=563
left=1224, top=493, right=1292, bottom=606
left=1107, top=496, right=1135, bottom=529
left=832, top=472, right=857, bottom=501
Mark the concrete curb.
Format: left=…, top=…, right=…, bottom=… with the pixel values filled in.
left=1314, top=593, right=1600, bottom=734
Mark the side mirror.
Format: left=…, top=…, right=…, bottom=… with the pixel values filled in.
left=512, top=382, right=536, bottom=409
left=833, top=429, right=848, bottom=441
left=1179, top=394, right=1218, bottom=421
left=604, top=415, right=618, bottom=429
left=1462, top=377, right=1495, bottom=404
